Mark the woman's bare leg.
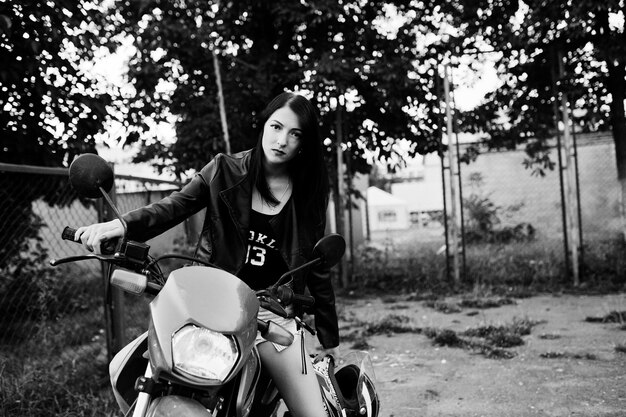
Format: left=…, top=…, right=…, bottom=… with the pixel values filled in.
left=258, top=336, right=327, bottom=417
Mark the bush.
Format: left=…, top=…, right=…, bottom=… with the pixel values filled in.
left=463, top=241, right=565, bottom=289
left=0, top=343, right=117, bottom=417
left=463, top=173, right=535, bottom=244
left=351, top=238, right=450, bottom=294
left=352, top=227, right=625, bottom=294
left=0, top=242, right=100, bottom=345
left=579, top=238, right=626, bottom=289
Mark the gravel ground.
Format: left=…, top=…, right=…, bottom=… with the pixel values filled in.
left=311, top=293, right=626, bottom=417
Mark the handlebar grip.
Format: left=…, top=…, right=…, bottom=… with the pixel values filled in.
left=62, top=226, right=77, bottom=241
left=275, top=286, right=315, bottom=307
left=62, top=226, right=118, bottom=255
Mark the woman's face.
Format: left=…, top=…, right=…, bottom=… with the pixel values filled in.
left=262, top=105, right=302, bottom=168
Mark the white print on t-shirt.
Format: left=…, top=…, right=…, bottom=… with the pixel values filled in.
left=245, top=245, right=266, bottom=266
left=248, top=231, right=276, bottom=248
left=245, top=231, right=277, bottom=266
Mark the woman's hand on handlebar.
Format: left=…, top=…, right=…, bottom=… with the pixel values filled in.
left=75, top=219, right=124, bottom=254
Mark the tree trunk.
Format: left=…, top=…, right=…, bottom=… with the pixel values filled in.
left=607, top=60, right=626, bottom=241
left=213, top=51, right=231, bottom=155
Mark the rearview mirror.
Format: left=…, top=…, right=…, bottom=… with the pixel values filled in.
left=271, top=234, right=346, bottom=288
left=69, top=153, right=114, bottom=198
left=312, top=234, right=346, bottom=268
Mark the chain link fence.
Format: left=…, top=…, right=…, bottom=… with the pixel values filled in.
left=0, top=163, right=183, bottom=403
left=365, top=131, right=625, bottom=291
left=454, top=131, right=623, bottom=288
left=2, top=135, right=624, bottom=411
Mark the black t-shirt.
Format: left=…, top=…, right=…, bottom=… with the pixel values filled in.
left=237, top=209, right=288, bottom=290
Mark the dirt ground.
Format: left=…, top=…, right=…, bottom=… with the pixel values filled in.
left=323, top=293, right=626, bottom=417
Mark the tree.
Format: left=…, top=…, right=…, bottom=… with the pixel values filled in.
left=92, top=0, right=459, bottom=287
left=95, top=0, right=447, bottom=178
left=448, top=0, right=626, bottom=236
left=1, top=1, right=112, bottom=166
left=0, top=1, right=113, bottom=268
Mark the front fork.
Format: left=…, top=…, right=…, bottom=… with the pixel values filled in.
left=130, top=364, right=226, bottom=417
left=132, top=364, right=153, bottom=417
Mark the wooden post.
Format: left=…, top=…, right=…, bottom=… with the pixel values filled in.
left=443, top=63, right=460, bottom=284
left=558, top=52, right=580, bottom=286
left=550, top=50, right=571, bottom=282
left=346, top=146, right=354, bottom=278
left=335, top=94, right=349, bottom=287
left=98, top=164, right=126, bottom=359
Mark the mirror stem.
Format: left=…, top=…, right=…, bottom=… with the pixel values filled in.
left=99, top=186, right=128, bottom=237
left=273, top=258, right=321, bottom=288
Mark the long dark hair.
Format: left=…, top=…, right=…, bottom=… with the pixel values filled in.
left=250, top=92, right=329, bottom=227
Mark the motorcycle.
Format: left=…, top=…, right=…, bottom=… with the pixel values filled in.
left=50, top=154, right=379, bottom=417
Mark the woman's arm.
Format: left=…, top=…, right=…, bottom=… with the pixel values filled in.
left=76, top=158, right=219, bottom=252
left=123, top=159, right=219, bottom=242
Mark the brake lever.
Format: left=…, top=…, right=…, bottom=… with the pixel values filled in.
left=50, top=253, right=117, bottom=266
left=257, top=290, right=288, bottom=317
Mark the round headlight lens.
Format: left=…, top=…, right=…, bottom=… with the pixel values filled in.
left=172, top=325, right=239, bottom=382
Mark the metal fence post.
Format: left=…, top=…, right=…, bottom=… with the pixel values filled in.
left=97, top=164, right=126, bottom=360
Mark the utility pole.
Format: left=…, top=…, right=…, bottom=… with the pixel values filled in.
left=335, top=94, right=349, bottom=287
left=443, top=63, right=461, bottom=284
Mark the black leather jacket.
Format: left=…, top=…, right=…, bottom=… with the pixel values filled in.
left=122, top=149, right=339, bottom=348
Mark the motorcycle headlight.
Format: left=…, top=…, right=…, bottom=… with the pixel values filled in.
left=172, top=324, right=239, bottom=382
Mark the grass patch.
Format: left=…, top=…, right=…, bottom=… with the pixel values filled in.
left=422, top=317, right=542, bottom=359
left=0, top=342, right=117, bottom=416
left=386, top=304, right=410, bottom=310
left=539, top=351, right=598, bottom=360
left=342, top=312, right=540, bottom=360
left=538, top=333, right=562, bottom=340
left=422, top=327, right=517, bottom=359
left=585, top=311, right=626, bottom=324
left=0, top=298, right=118, bottom=416
left=338, top=313, right=422, bottom=348
left=424, top=300, right=462, bottom=314
left=364, top=314, right=421, bottom=335
left=463, top=317, right=540, bottom=344
left=424, top=328, right=464, bottom=347
left=424, top=296, right=517, bottom=315
left=351, top=233, right=626, bottom=295
left=460, top=297, right=517, bottom=309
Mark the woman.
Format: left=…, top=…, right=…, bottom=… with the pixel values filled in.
left=75, top=92, right=338, bottom=417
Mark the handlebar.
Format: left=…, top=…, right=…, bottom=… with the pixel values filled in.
left=62, top=226, right=118, bottom=255
left=58, top=227, right=316, bottom=314
left=257, top=285, right=316, bottom=336
left=61, top=226, right=149, bottom=264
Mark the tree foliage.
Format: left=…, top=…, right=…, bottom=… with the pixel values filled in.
left=0, top=1, right=113, bottom=166
left=96, top=0, right=448, bottom=177
left=0, top=1, right=113, bottom=268
left=449, top=0, right=626, bottom=177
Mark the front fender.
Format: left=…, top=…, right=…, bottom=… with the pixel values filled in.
left=146, top=395, right=211, bottom=417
